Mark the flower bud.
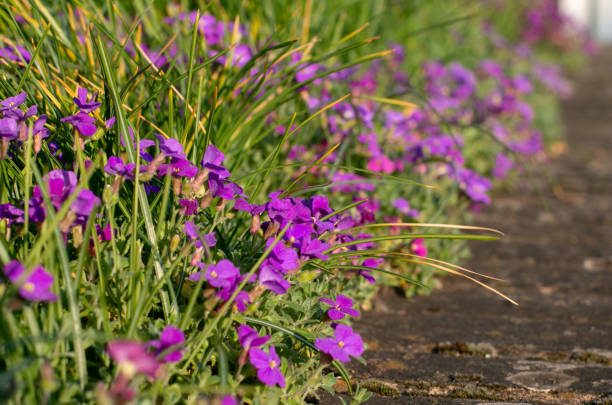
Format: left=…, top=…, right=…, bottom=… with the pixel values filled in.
left=59, top=211, right=77, bottom=233
left=199, top=192, right=213, bottom=210
left=263, top=221, right=280, bottom=239
left=191, top=169, right=210, bottom=192
left=170, top=234, right=181, bottom=253
left=146, top=153, right=166, bottom=175
left=191, top=247, right=203, bottom=266
left=0, top=139, right=9, bottom=159
left=215, top=198, right=227, bottom=211
left=111, top=176, right=123, bottom=195
left=72, top=225, right=84, bottom=247
left=250, top=214, right=261, bottom=234
left=172, top=177, right=182, bottom=196
left=33, top=132, right=42, bottom=154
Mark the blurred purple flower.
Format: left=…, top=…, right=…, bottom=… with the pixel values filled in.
left=259, top=265, right=290, bottom=295
left=105, top=156, right=135, bottom=179
left=71, top=189, right=100, bottom=217
left=44, top=170, right=77, bottom=210
left=235, top=290, right=251, bottom=312
left=392, top=198, right=420, bottom=218
left=410, top=238, right=427, bottom=257
left=492, top=153, right=514, bottom=180
left=107, top=341, right=161, bottom=379
left=157, top=135, right=186, bottom=158
left=148, top=326, right=185, bottom=362
left=0, top=92, right=27, bottom=112
left=61, top=112, right=97, bottom=137
left=237, top=325, right=271, bottom=350
left=3, top=260, right=57, bottom=302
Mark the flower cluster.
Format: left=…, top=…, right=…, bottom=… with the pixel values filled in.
left=0, top=1, right=591, bottom=403
left=0, top=92, right=48, bottom=158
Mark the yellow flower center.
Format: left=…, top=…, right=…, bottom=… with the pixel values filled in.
left=334, top=304, right=341, bottom=310
left=23, top=282, right=35, bottom=292
left=210, top=271, right=217, bottom=278
left=119, top=362, right=137, bottom=379
left=269, top=360, right=277, bottom=369
left=289, top=236, right=295, bottom=243
left=338, top=341, right=344, bottom=348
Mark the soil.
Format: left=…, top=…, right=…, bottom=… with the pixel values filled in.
left=319, top=48, right=612, bottom=405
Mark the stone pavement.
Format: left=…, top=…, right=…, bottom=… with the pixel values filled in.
left=320, top=48, right=612, bottom=404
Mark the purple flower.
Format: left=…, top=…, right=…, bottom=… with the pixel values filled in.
left=479, top=60, right=504, bottom=79
left=319, top=295, right=360, bottom=320
left=449, top=62, right=476, bottom=97
left=299, top=236, right=330, bottom=260
left=208, top=173, right=244, bottom=200
left=423, top=61, right=446, bottom=80
left=3, top=260, right=57, bottom=302
left=0, top=46, right=30, bottom=63
left=203, top=232, right=217, bottom=247
left=259, top=265, right=290, bottom=295
left=358, top=258, right=380, bottom=284
left=107, top=341, right=161, bottom=379
left=205, top=259, right=240, bottom=289
left=492, top=153, right=514, bottom=180
left=511, top=75, right=533, bottom=94
left=234, top=290, right=251, bottom=312
left=178, top=198, right=198, bottom=216
left=249, top=346, right=285, bottom=387
left=315, top=325, right=364, bottom=362
left=262, top=238, right=298, bottom=273
left=73, top=88, right=101, bottom=113
left=456, top=168, right=492, bottom=205
left=201, top=144, right=224, bottom=166
left=44, top=170, right=77, bottom=210
left=0, top=117, right=18, bottom=139
left=309, top=196, right=332, bottom=220
left=0, top=92, right=27, bottom=111
left=156, top=135, right=186, bottom=158
left=148, top=326, right=185, bottom=362
left=105, top=156, right=135, bottom=179
left=182, top=221, right=217, bottom=248
left=237, top=325, right=271, bottom=350
left=158, top=157, right=198, bottom=179
left=392, top=198, right=420, bottom=217
left=225, top=43, right=252, bottom=68
left=61, top=112, right=97, bottom=137
left=330, top=173, right=375, bottom=193
left=221, top=396, right=238, bottom=405
left=96, top=223, right=114, bottom=241
left=201, top=144, right=231, bottom=179
left=71, top=189, right=100, bottom=217
left=285, top=223, right=314, bottom=245
left=182, top=220, right=199, bottom=239
left=0, top=203, right=24, bottom=225
left=410, top=239, right=427, bottom=257
left=233, top=198, right=266, bottom=215
left=120, top=128, right=155, bottom=161
left=532, top=63, right=571, bottom=97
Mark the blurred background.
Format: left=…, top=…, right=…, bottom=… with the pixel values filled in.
left=561, top=0, right=612, bottom=42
